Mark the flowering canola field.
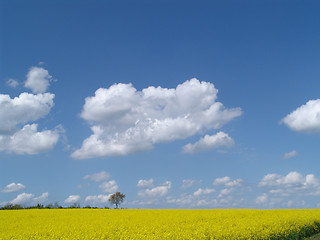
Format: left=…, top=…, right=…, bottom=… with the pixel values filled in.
left=1, top=209, right=320, bottom=239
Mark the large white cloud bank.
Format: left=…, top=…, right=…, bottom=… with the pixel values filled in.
left=71, top=78, right=242, bottom=159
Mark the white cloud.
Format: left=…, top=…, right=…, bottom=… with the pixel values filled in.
left=281, top=99, right=320, bottom=133
left=193, top=199, right=213, bottom=207
left=259, top=174, right=282, bottom=187
left=83, top=171, right=110, bottom=182
left=138, top=181, right=171, bottom=198
left=166, top=194, right=193, bottom=206
left=0, top=92, right=54, bottom=134
left=213, top=176, right=243, bottom=187
left=137, top=179, right=154, bottom=188
left=283, top=150, right=298, bottom=159
left=10, top=193, right=34, bottom=205
left=10, top=192, right=48, bottom=205
left=0, top=91, right=59, bottom=155
left=305, top=174, right=319, bottom=186
left=7, top=78, right=19, bottom=88
left=259, top=171, right=305, bottom=187
left=166, top=193, right=243, bottom=208
left=193, top=188, right=215, bottom=196
left=85, top=194, right=112, bottom=205
left=64, top=195, right=80, bottom=204
left=99, top=180, right=119, bottom=193
left=71, top=79, right=242, bottom=159
left=259, top=171, right=320, bottom=198
left=127, top=200, right=155, bottom=206
left=181, top=179, right=199, bottom=189
left=0, top=124, right=59, bottom=154
left=287, top=200, right=293, bottom=207
left=256, top=193, right=268, bottom=204
left=225, top=179, right=243, bottom=187
left=283, top=171, right=304, bottom=185
left=182, top=132, right=234, bottom=154
left=25, top=67, right=52, bottom=93
left=218, top=188, right=234, bottom=198
left=269, top=189, right=284, bottom=195
left=166, top=194, right=216, bottom=208
left=33, top=192, right=49, bottom=203
left=213, top=176, right=231, bottom=186
left=2, top=182, right=26, bottom=193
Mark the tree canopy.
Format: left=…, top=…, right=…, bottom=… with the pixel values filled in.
left=109, top=192, right=125, bottom=209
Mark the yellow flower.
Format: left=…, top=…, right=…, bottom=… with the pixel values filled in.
left=1, top=209, right=320, bottom=239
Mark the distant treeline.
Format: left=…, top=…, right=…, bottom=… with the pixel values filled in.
left=0, top=203, right=110, bottom=210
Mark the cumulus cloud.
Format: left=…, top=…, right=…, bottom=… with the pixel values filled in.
left=83, top=171, right=110, bottom=182
left=128, top=199, right=161, bottom=206
left=259, top=171, right=305, bottom=187
left=283, top=150, right=298, bottom=159
left=130, top=173, right=320, bottom=208
left=2, top=182, right=26, bottom=193
left=0, top=124, right=60, bottom=154
left=218, top=188, right=234, bottom=198
left=182, top=132, right=234, bottom=154
left=166, top=193, right=244, bottom=208
left=193, top=188, right=215, bottom=196
left=256, top=193, right=268, bottom=204
left=71, top=79, right=242, bottom=159
left=33, top=192, right=49, bottom=203
left=0, top=90, right=59, bottom=155
left=138, top=181, right=171, bottom=198
left=7, top=78, right=19, bottom=88
left=64, top=195, right=80, bottom=204
left=225, top=179, right=243, bottom=187
left=213, top=176, right=231, bottom=186
left=99, top=180, right=119, bottom=193
left=137, top=179, right=154, bottom=188
left=265, top=174, right=320, bottom=210
left=259, top=171, right=320, bottom=197
left=0, top=92, right=54, bottom=134
left=213, top=176, right=243, bottom=187
left=10, top=192, right=48, bottom=205
left=25, top=67, right=52, bottom=93
left=166, top=194, right=215, bottom=208
left=10, top=193, right=34, bottom=205
left=85, top=194, right=111, bottom=205
left=305, top=174, right=319, bottom=186
left=259, top=174, right=282, bottom=187
left=281, top=99, right=320, bottom=133
left=181, top=179, right=200, bottom=189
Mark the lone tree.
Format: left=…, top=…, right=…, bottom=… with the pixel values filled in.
left=109, top=192, right=125, bottom=209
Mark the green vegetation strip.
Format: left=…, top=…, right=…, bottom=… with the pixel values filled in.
left=306, top=233, right=320, bottom=240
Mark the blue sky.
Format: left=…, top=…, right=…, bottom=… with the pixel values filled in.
left=1, top=0, right=320, bottom=209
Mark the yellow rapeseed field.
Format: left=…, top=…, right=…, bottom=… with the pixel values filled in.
left=1, top=209, right=320, bottom=239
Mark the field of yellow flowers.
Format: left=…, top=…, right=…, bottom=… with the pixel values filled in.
left=1, top=209, right=320, bottom=239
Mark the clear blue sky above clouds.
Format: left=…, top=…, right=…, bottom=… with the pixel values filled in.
left=1, top=0, right=320, bottom=209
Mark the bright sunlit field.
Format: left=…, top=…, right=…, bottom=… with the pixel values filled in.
left=1, top=209, right=320, bottom=239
